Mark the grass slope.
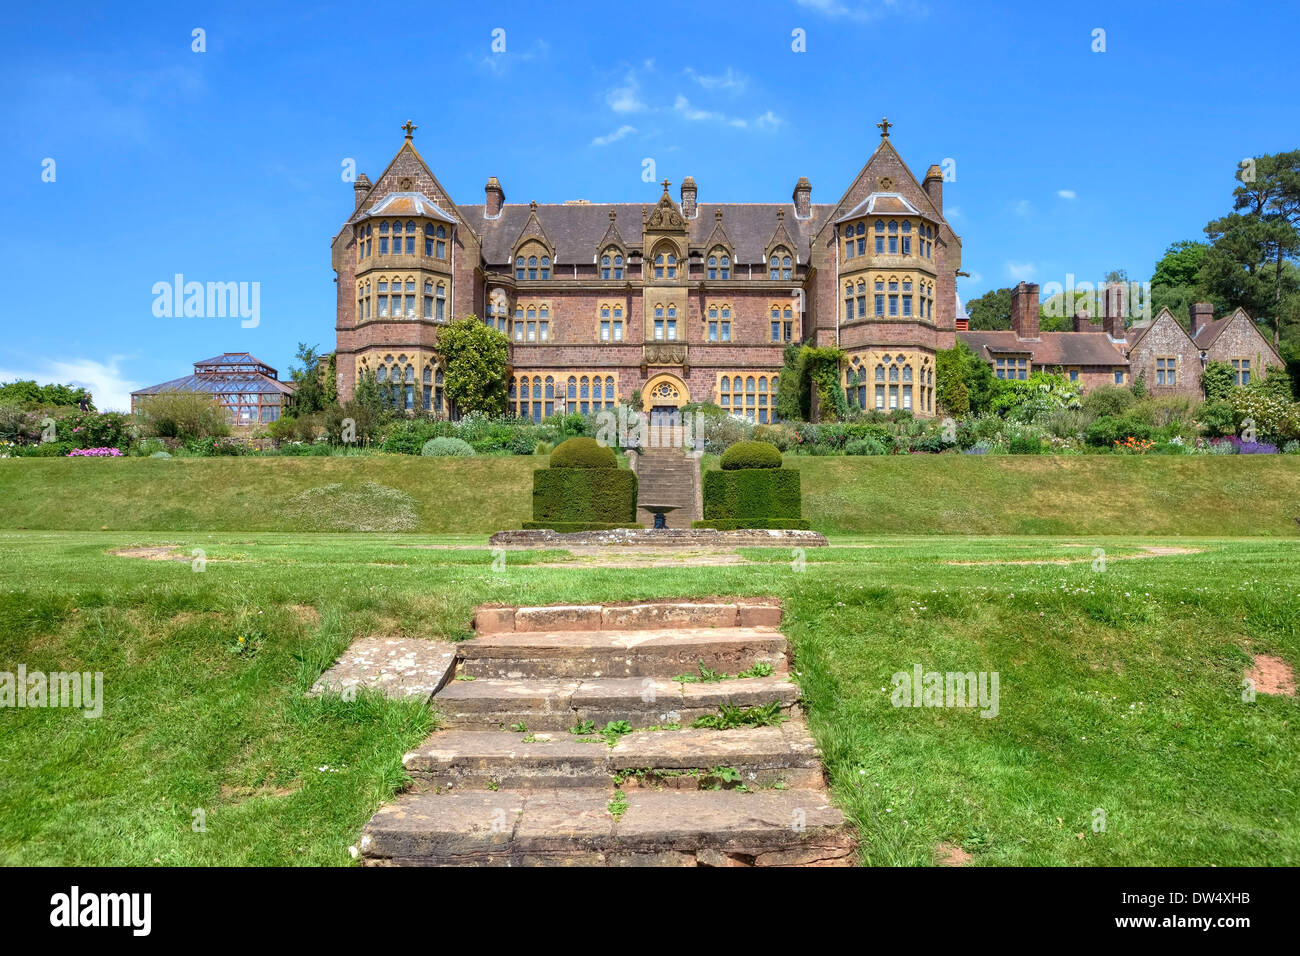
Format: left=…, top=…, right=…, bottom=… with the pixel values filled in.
left=2, top=454, right=1299, bottom=535
left=0, top=532, right=1296, bottom=865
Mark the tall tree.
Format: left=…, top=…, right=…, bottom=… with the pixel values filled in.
left=1202, top=151, right=1300, bottom=348
left=288, top=343, right=336, bottom=413
left=438, top=316, right=509, bottom=418
left=1150, top=240, right=1209, bottom=326
left=965, top=287, right=1013, bottom=330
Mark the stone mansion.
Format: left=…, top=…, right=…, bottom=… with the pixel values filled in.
left=330, top=123, right=1281, bottom=422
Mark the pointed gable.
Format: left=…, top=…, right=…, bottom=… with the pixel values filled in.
left=765, top=208, right=797, bottom=260
left=701, top=208, right=735, bottom=256
left=1126, top=307, right=1192, bottom=352
left=347, top=137, right=478, bottom=243
left=511, top=201, right=555, bottom=256
left=596, top=209, right=626, bottom=254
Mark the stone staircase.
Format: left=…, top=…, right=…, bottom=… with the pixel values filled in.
left=359, top=601, right=854, bottom=867
left=632, top=445, right=701, bottom=529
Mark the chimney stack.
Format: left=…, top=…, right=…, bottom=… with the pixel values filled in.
left=923, top=164, right=944, bottom=215
left=1103, top=282, right=1128, bottom=339
left=484, top=176, right=505, bottom=218
left=1010, top=282, right=1040, bottom=339
left=1188, top=301, right=1213, bottom=339
left=792, top=177, right=812, bottom=219
left=1073, top=312, right=1094, bottom=333
left=353, top=173, right=372, bottom=211
left=680, top=176, right=697, bottom=218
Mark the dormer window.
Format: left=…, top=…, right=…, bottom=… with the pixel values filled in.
left=769, top=249, right=792, bottom=280
left=601, top=250, right=624, bottom=280
left=707, top=251, right=731, bottom=280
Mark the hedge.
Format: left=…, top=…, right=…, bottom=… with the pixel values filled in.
left=701, top=468, right=803, bottom=526
left=531, top=467, right=638, bottom=527
left=522, top=521, right=642, bottom=532
left=720, top=440, right=782, bottom=470
left=550, top=437, right=617, bottom=469
left=691, top=518, right=811, bottom=530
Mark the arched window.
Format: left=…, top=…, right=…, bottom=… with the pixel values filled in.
left=515, top=256, right=525, bottom=280
left=717, top=373, right=780, bottom=423
left=601, top=248, right=624, bottom=280
left=599, top=302, right=624, bottom=342
left=706, top=303, right=732, bottom=342
left=436, top=282, right=446, bottom=321
left=436, top=224, right=446, bottom=258
left=769, top=249, right=792, bottom=280
left=528, top=256, right=538, bottom=280
left=770, top=303, right=795, bottom=342
left=887, top=220, right=899, bottom=254
left=901, top=219, right=912, bottom=256
left=874, top=219, right=885, bottom=254
left=424, top=223, right=435, bottom=257
left=423, top=280, right=434, bottom=318
left=540, top=256, right=550, bottom=280
left=653, top=246, right=677, bottom=279
left=707, top=249, right=730, bottom=280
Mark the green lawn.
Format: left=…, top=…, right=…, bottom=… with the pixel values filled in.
left=1, top=531, right=1296, bottom=865
left=3, top=454, right=1298, bottom=535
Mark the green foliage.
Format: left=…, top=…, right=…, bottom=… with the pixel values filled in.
left=1085, top=414, right=1153, bottom=447
left=421, top=437, right=475, bottom=457
left=701, top=468, right=803, bottom=526
left=719, top=440, right=782, bottom=470
left=134, top=392, right=231, bottom=441
left=1201, top=361, right=1237, bottom=401
left=1081, top=385, right=1137, bottom=418
left=752, top=423, right=796, bottom=451
left=0, top=380, right=93, bottom=410
left=530, top=465, right=637, bottom=528
left=1196, top=399, right=1237, bottom=437
left=549, top=436, right=616, bottom=468
left=937, top=340, right=1002, bottom=416
left=61, top=411, right=134, bottom=450
left=775, top=345, right=846, bottom=421
left=691, top=702, right=787, bottom=730
left=845, top=436, right=887, bottom=456
left=438, top=316, right=510, bottom=417
left=990, top=372, right=1081, bottom=423
left=965, top=287, right=1013, bottom=330
left=288, top=343, right=336, bottom=414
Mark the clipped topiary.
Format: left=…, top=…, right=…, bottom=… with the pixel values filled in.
left=549, top=436, right=616, bottom=469
left=720, top=440, right=782, bottom=470
left=421, top=437, right=475, bottom=457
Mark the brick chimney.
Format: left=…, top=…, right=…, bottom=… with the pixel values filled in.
left=680, top=176, right=697, bottom=218
left=1188, top=301, right=1213, bottom=339
left=792, top=177, right=811, bottom=219
left=1103, top=282, right=1127, bottom=339
left=353, top=173, right=372, bottom=211
left=484, top=176, right=505, bottom=219
left=923, top=164, right=944, bottom=215
left=1073, top=312, right=1094, bottom=332
left=1010, top=282, right=1040, bottom=339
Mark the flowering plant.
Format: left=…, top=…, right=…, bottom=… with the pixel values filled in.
left=1114, top=436, right=1154, bottom=455
left=66, top=447, right=123, bottom=457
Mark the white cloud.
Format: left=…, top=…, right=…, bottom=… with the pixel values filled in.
left=1006, top=261, right=1037, bottom=281
left=685, top=67, right=748, bottom=93
left=794, top=0, right=925, bottom=23
left=591, top=125, right=637, bottom=146
left=673, top=95, right=781, bottom=130
left=0, top=356, right=143, bottom=413
left=1013, top=199, right=1032, bottom=216
left=1057, top=189, right=1077, bottom=200
left=606, top=73, right=646, bottom=113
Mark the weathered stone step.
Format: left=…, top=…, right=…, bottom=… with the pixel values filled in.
left=360, top=788, right=853, bottom=866
left=403, top=723, right=823, bottom=790
left=435, top=675, right=800, bottom=730
left=475, top=601, right=780, bottom=634
left=459, top=627, right=787, bottom=679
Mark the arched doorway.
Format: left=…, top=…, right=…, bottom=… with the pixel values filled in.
left=643, top=373, right=688, bottom=426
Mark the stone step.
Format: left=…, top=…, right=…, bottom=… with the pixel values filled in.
left=403, top=723, right=824, bottom=790
left=360, top=787, right=853, bottom=866
left=475, top=602, right=781, bottom=635
left=435, top=675, right=800, bottom=730
left=458, top=627, right=787, bottom=679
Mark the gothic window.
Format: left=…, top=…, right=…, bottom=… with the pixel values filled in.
left=653, top=248, right=678, bottom=279
left=770, top=303, right=795, bottom=342
left=901, top=220, right=912, bottom=256
left=707, top=249, right=731, bottom=280
left=601, top=248, right=626, bottom=280
left=653, top=304, right=678, bottom=341
left=888, top=220, right=899, bottom=254
left=515, top=257, right=525, bottom=280
left=874, top=219, right=885, bottom=254
left=599, top=302, right=625, bottom=342
left=436, top=282, right=447, bottom=321
left=769, top=248, right=792, bottom=280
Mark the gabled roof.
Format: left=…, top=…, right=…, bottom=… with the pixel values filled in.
left=764, top=209, right=797, bottom=256
left=194, top=352, right=273, bottom=369
left=511, top=203, right=554, bottom=253
left=1124, top=308, right=1185, bottom=352
left=596, top=210, right=626, bottom=252
left=359, top=191, right=457, bottom=223
left=958, top=330, right=1128, bottom=367
left=701, top=209, right=735, bottom=254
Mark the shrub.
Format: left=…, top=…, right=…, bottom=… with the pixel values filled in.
left=13, top=441, right=74, bottom=457
left=1085, top=414, right=1152, bottom=447
left=530, top=467, right=638, bottom=528
left=550, top=436, right=616, bottom=469
left=700, top=468, right=806, bottom=528
left=719, top=440, right=782, bottom=470
left=1196, top=399, right=1237, bottom=438
left=135, top=391, right=231, bottom=441
left=421, top=437, right=475, bottom=457
left=1081, top=385, right=1136, bottom=419
left=845, top=437, right=887, bottom=456
left=1041, top=407, right=1092, bottom=439
left=752, top=423, right=796, bottom=451
left=150, top=450, right=172, bottom=459
left=1008, top=432, right=1044, bottom=454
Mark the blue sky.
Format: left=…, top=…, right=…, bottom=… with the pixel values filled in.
left=2, top=0, right=1296, bottom=410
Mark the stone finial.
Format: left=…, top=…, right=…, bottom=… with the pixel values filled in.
left=876, top=116, right=892, bottom=137
left=402, top=120, right=418, bottom=140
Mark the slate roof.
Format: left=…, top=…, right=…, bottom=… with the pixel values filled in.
left=458, top=201, right=837, bottom=266
left=1191, top=316, right=1232, bottom=348
left=958, top=330, right=1127, bottom=367
left=835, top=191, right=930, bottom=222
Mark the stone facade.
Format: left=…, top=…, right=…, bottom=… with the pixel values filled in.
left=331, top=122, right=960, bottom=420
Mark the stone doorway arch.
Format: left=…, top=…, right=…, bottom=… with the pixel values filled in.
left=642, top=373, right=688, bottom=425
